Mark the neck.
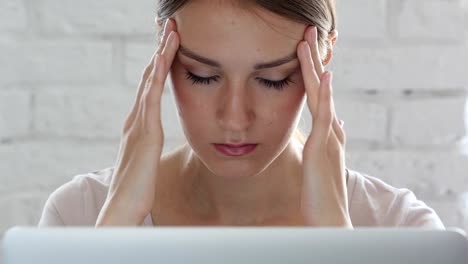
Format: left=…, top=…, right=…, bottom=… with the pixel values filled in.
left=179, top=140, right=303, bottom=225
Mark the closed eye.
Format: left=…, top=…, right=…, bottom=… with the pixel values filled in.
left=184, top=71, right=293, bottom=91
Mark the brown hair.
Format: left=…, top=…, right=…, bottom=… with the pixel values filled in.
left=155, top=0, right=338, bottom=145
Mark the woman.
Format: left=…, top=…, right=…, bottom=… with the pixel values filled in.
left=38, top=0, right=445, bottom=228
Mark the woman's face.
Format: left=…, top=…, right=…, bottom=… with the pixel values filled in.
left=168, top=1, right=308, bottom=178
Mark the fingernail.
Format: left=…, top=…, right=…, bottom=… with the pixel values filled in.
left=340, top=120, right=344, bottom=127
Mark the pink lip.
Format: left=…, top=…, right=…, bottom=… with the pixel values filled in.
left=213, top=144, right=258, bottom=157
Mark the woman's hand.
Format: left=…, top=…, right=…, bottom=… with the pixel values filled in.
left=297, top=26, right=353, bottom=228
left=95, top=18, right=180, bottom=226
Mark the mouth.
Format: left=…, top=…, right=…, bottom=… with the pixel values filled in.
left=212, top=143, right=258, bottom=157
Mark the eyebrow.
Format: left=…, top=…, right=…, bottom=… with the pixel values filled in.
left=178, top=44, right=298, bottom=70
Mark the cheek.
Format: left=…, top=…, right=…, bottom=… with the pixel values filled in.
left=169, top=68, right=211, bottom=130
left=260, top=87, right=305, bottom=125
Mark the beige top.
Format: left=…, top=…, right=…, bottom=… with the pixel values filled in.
left=37, top=167, right=445, bottom=228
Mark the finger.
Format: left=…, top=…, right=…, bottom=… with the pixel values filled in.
left=326, top=71, right=345, bottom=146
left=305, top=26, right=324, bottom=78
left=123, top=52, right=157, bottom=132
left=143, top=18, right=177, bottom=110
left=149, top=30, right=179, bottom=106
left=141, top=54, right=162, bottom=131
left=124, top=18, right=175, bottom=132
left=335, top=119, right=346, bottom=146
left=310, top=71, right=333, bottom=148
left=298, top=41, right=320, bottom=120
left=305, top=26, right=344, bottom=145
left=156, top=18, right=176, bottom=55
left=324, top=72, right=345, bottom=147
left=138, top=18, right=174, bottom=113
left=141, top=30, right=180, bottom=131
left=330, top=93, right=346, bottom=145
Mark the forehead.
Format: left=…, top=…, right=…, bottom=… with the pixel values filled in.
left=173, top=1, right=306, bottom=69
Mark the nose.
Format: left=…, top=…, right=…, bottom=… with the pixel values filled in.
left=216, top=84, right=255, bottom=134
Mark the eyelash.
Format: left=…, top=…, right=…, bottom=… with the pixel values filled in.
left=184, top=71, right=292, bottom=91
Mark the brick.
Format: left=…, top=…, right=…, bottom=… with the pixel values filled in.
left=0, top=0, right=28, bottom=32
left=0, top=90, right=30, bottom=140
left=390, top=97, right=466, bottom=146
left=0, top=40, right=112, bottom=85
left=299, top=98, right=388, bottom=144
left=125, top=43, right=155, bottom=87
left=393, top=0, right=467, bottom=41
left=0, top=138, right=186, bottom=193
left=38, top=0, right=156, bottom=35
left=335, top=0, right=387, bottom=40
left=333, top=46, right=468, bottom=91
left=0, top=192, right=50, bottom=233
left=0, top=141, right=118, bottom=196
left=34, top=88, right=134, bottom=139
left=124, top=42, right=175, bottom=96
left=335, top=99, right=388, bottom=143
left=33, top=88, right=184, bottom=140
left=346, top=150, right=468, bottom=199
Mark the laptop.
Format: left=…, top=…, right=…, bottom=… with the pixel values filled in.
left=2, top=226, right=467, bottom=264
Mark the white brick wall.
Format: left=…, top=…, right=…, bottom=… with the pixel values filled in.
left=125, top=43, right=156, bottom=86
left=37, top=0, right=156, bottom=35
left=0, top=90, right=30, bottom=139
left=394, top=0, right=467, bottom=40
left=336, top=0, right=387, bottom=40
left=391, top=97, right=466, bottom=146
left=33, top=88, right=134, bottom=139
left=1, top=1, right=468, bottom=259
left=332, top=45, right=468, bottom=91
left=0, top=40, right=113, bottom=85
left=0, top=0, right=28, bottom=32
